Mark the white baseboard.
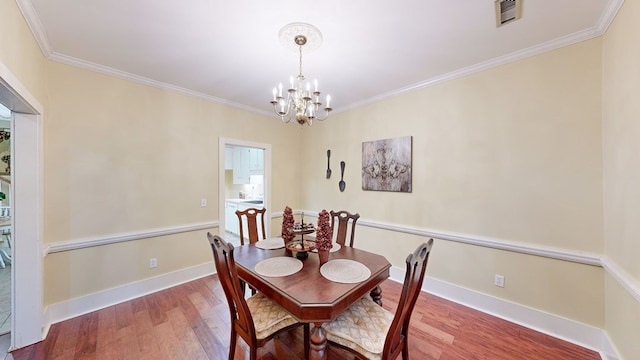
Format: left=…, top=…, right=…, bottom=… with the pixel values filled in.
left=42, top=260, right=618, bottom=359
left=43, top=262, right=216, bottom=336
left=388, top=267, right=617, bottom=360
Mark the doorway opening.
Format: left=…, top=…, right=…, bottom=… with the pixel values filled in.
left=218, top=138, right=271, bottom=246
left=0, top=103, right=10, bottom=336
left=0, top=63, right=44, bottom=351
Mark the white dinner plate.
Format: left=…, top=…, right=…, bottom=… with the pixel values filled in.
left=311, top=243, right=341, bottom=253
left=320, top=259, right=371, bottom=283
left=255, top=257, right=303, bottom=277
left=255, top=237, right=285, bottom=250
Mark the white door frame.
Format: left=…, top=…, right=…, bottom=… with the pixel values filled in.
left=0, top=61, right=44, bottom=349
left=218, top=138, right=271, bottom=237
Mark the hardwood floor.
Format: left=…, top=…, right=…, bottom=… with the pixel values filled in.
left=9, top=276, right=601, bottom=359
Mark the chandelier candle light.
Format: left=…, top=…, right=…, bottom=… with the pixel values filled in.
left=270, top=23, right=332, bottom=126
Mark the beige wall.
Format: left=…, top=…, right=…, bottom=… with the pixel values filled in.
left=300, top=39, right=605, bottom=326
left=602, top=0, right=640, bottom=358
left=304, top=39, right=603, bottom=252
left=41, top=61, right=304, bottom=304
left=0, top=0, right=46, bottom=102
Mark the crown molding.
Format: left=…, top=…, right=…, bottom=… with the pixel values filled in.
left=597, top=0, right=625, bottom=34
left=15, top=0, right=52, bottom=57
left=18, top=1, right=624, bottom=118
left=340, top=0, right=625, bottom=114
left=47, top=51, right=271, bottom=116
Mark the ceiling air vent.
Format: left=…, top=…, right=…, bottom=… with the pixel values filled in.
left=495, top=0, right=522, bottom=27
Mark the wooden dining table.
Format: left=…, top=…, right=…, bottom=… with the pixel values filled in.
left=233, top=242, right=391, bottom=360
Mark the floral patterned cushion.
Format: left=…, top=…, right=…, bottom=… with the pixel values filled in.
left=247, top=293, right=298, bottom=339
left=323, top=297, right=394, bottom=360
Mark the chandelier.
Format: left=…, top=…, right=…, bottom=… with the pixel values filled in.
left=270, top=23, right=332, bottom=126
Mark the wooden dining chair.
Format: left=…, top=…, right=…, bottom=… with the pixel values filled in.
left=323, top=239, right=434, bottom=360
left=236, top=207, right=266, bottom=245
left=330, top=210, right=360, bottom=247
left=207, top=233, right=309, bottom=360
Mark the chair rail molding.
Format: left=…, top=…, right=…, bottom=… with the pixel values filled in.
left=299, top=210, right=638, bottom=304
left=45, top=221, right=217, bottom=254
left=601, top=256, right=640, bottom=303
left=45, top=212, right=639, bottom=322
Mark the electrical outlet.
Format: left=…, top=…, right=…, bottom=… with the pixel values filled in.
left=149, top=258, right=157, bottom=269
left=201, top=198, right=207, bottom=207
left=494, top=274, right=505, bottom=288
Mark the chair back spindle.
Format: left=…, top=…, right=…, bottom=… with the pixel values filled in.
left=236, top=207, right=266, bottom=245
left=329, top=210, right=360, bottom=247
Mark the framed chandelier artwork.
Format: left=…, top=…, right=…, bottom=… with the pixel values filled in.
left=362, top=136, right=412, bottom=192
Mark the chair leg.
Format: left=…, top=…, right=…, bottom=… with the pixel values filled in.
left=228, top=332, right=237, bottom=360
left=402, top=337, right=409, bottom=359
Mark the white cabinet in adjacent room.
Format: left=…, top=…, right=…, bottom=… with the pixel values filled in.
left=232, top=147, right=250, bottom=184
left=249, top=148, right=263, bottom=175
left=225, top=201, right=239, bottom=234
left=224, top=147, right=233, bottom=170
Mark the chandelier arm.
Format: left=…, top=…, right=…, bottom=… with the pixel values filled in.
left=314, top=108, right=332, bottom=121
left=272, top=97, right=294, bottom=123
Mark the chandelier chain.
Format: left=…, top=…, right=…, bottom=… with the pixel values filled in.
left=298, top=45, right=303, bottom=78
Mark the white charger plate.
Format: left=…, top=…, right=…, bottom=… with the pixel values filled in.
left=320, top=259, right=371, bottom=283
left=255, top=237, right=285, bottom=250
left=255, top=257, right=303, bottom=277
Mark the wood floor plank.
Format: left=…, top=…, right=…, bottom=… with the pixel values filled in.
left=144, top=292, right=169, bottom=327
left=95, top=306, right=118, bottom=359
left=132, top=308, right=164, bottom=360
left=8, top=276, right=601, bottom=360
left=73, top=311, right=98, bottom=359
left=49, top=316, right=81, bottom=359
left=186, top=291, right=229, bottom=359
left=114, top=301, right=134, bottom=331
left=164, top=307, right=209, bottom=360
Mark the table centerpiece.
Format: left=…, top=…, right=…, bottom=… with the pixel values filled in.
left=315, top=209, right=333, bottom=265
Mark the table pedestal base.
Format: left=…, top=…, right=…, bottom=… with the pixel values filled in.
left=309, top=322, right=327, bottom=360
left=370, top=285, right=383, bottom=306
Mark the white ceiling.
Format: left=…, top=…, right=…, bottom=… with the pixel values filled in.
left=20, top=0, right=621, bottom=116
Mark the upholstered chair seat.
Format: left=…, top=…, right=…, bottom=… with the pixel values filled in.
left=321, top=239, right=434, bottom=360
left=323, top=297, right=394, bottom=360
left=247, top=293, right=299, bottom=339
